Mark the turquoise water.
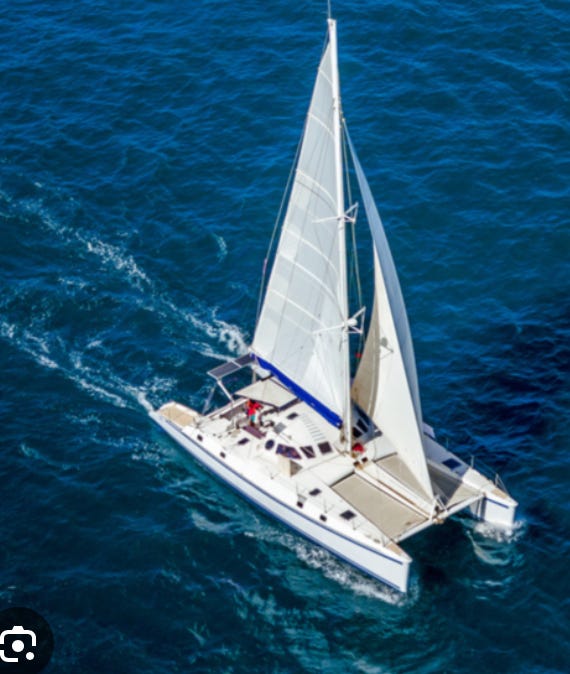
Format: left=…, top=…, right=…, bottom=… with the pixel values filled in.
left=1, top=1, right=568, bottom=672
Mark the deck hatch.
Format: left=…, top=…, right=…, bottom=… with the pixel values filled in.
left=300, top=445, right=316, bottom=459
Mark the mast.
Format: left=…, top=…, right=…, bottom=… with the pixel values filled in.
left=328, top=17, right=351, bottom=450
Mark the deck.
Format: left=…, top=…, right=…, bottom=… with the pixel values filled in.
left=333, top=473, right=428, bottom=540
left=156, top=376, right=489, bottom=545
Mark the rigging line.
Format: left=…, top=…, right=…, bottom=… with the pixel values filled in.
left=352, top=206, right=364, bottom=359
left=342, top=120, right=365, bottom=360
left=254, top=124, right=305, bottom=330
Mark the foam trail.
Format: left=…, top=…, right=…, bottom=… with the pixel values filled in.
left=1, top=306, right=239, bottom=416
left=474, top=518, right=526, bottom=542
left=19, top=194, right=151, bottom=291
left=81, top=235, right=151, bottom=289
left=0, top=320, right=130, bottom=409
left=463, top=516, right=527, bottom=544
left=213, top=233, right=228, bottom=262
left=20, top=443, right=78, bottom=471
left=14, top=188, right=248, bottom=359
left=3, top=308, right=242, bottom=421
left=178, top=306, right=248, bottom=356
left=464, top=518, right=526, bottom=567
left=245, top=526, right=416, bottom=606
left=120, top=378, right=178, bottom=414
left=3, top=187, right=248, bottom=413
left=135, top=390, right=155, bottom=413
left=290, top=536, right=414, bottom=605
left=71, top=376, right=128, bottom=408
left=1, top=321, right=63, bottom=373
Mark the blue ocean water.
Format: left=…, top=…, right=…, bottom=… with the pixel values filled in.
left=1, top=0, right=568, bottom=671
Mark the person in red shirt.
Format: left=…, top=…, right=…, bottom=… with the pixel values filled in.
left=246, top=399, right=262, bottom=426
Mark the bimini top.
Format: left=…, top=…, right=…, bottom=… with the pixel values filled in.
left=235, top=377, right=297, bottom=411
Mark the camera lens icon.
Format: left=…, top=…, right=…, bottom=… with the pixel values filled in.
left=0, top=608, right=53, bottom=673
left=0, top=626, right=37, bottom=663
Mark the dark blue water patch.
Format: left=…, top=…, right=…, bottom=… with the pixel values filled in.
left=451, top=299, right=568, bottom=443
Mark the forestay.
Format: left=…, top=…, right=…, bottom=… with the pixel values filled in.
left=252, top=26, right=348, bottom=428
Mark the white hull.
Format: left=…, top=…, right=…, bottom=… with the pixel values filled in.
left=470, top=491, right=517, bottom=528
left=150, top=409, right=411, bottom=592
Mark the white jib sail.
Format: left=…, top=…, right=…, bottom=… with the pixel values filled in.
left=252, top=23, right=348, bottom=427
left=347, top=130, right=434, bottom=500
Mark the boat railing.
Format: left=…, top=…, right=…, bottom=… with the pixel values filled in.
left=469, top=455, right=508, bottom=493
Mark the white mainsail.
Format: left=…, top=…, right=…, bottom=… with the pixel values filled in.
left=348, top=131, right=434, bottom=500
left=252, top=20, right=348, bottom=428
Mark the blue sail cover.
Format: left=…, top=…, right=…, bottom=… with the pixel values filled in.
left=255, top=356, right=342, bottom=427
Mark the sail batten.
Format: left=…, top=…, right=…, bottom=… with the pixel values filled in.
left=294, top=169, right=336, bottom=205
left=265, top=289, right=328, bottom=330
left=308, top=112, right=335, bottom=138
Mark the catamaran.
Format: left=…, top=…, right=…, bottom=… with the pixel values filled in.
left=150, top=15, right=517, bottom=592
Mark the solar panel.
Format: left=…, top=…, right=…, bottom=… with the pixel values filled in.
left=208, top=353, right=252, bottom=380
